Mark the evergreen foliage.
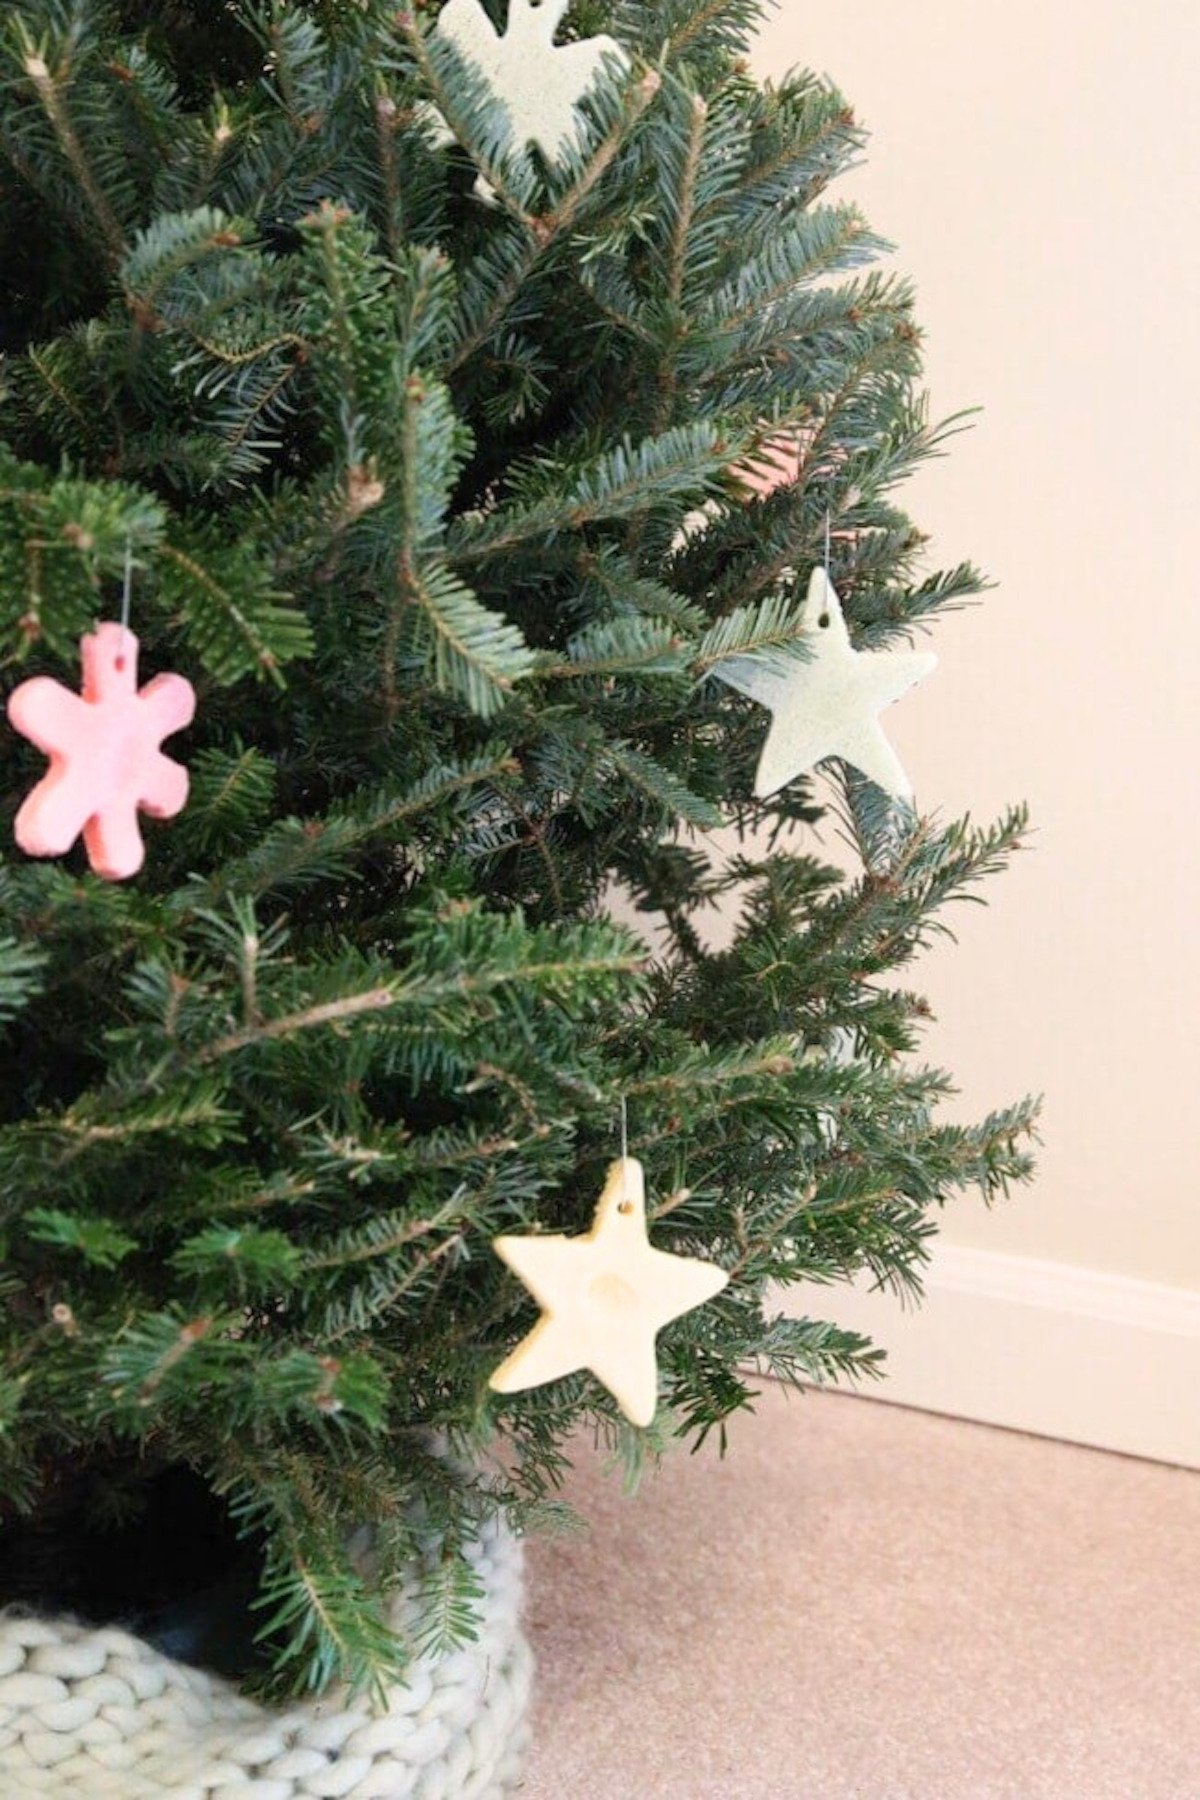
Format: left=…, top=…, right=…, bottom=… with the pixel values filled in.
left=0, top=0, right=1036, bottom=1697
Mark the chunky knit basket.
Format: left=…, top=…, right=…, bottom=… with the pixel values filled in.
left=0, top=1514, right=532, bottom=1799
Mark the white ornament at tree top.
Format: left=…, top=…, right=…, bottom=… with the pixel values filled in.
left=489, top=1157, right=728, bottom=1427
left=437, top=0, right=628, bottom=163
left=715, top=567, right=937, bottom=802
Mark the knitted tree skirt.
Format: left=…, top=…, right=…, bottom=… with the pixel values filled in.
left=0, top=1516, right=532, bottom=1799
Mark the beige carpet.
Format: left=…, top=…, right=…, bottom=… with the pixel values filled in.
left=517, top=1385, right=1200, bottom=1799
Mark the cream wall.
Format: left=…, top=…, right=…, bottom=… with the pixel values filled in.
left=752, top=3, right=1200, bottom=1287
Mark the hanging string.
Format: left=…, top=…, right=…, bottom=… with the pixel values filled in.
left=120, top=539, right=134, bottom=635
left=111, top=539, right=136, bottom=672
left=618, top=1096, right=632, bottom=1212
left=814, top=510, right=835, bottom=631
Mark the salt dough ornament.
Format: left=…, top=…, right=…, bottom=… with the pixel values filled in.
left=437, top=0, right=628, bottom=164
left=676, top=427, right=810, bottom=548
left=731, top=431, right=806, bottom=501
left=8, top=623, right=195, bottom=881
left=489, top=1157, right=728, bottom=1427
left=715, top=567, right=936, bottom=802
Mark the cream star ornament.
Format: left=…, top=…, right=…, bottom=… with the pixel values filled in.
left=716, top=567, right=937, bottom=802
left=437, top=0, right=627, bottom=164
left=488, top=1157, right=728, bottom=1427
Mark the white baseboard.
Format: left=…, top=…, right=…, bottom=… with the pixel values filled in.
left=778, top=1245, right=1200, bottom=1469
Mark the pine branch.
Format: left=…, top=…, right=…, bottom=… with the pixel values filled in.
left=693, top=589, right=811, bottom=674
left=156, top=532, right=311, bottom=685
left=603, top=743, right=723, bottom=831
left=10, top=22, right=127, bottom=263
left=0, top=935, right=46, bottom=1024
left=193, top=752, right=520, bottom=904
left=537, top=617, right=688, bottom=681
left=395, top=558, right=535, bottom=717
left=389, top=6, right=541, bottom=227
left=442, top=59, right=662, bottom=372
left=409, top=1546, right=485, bottom=1660
left=448, top=422, right=747, bottom=562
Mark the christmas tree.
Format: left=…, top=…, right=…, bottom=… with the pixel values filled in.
left=0, top=0, right=1036, bottom=1699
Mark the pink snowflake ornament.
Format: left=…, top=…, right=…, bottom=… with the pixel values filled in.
left=731, top=430, right=808, bottom=500
left=8, top=623, right=196, bottom=881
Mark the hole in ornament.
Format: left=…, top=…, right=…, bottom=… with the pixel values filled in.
left=114, top=655, right=126, bottom=672
left=818, top=614, right=830, bottom=629
left=617, top=1200, right=634, bottom=1215
left=0, top=1461, right=275, bottom=1683
left=589, top=1271, right=638, bottom=1313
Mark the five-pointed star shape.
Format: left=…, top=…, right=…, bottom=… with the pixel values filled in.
left=489, top=1158, right=728, bottom=1427
left=8, top=623, right=195, bottom=881
left=716, top=567, right=937, bottom=802
left=437, top=0, right=627, bottom=164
